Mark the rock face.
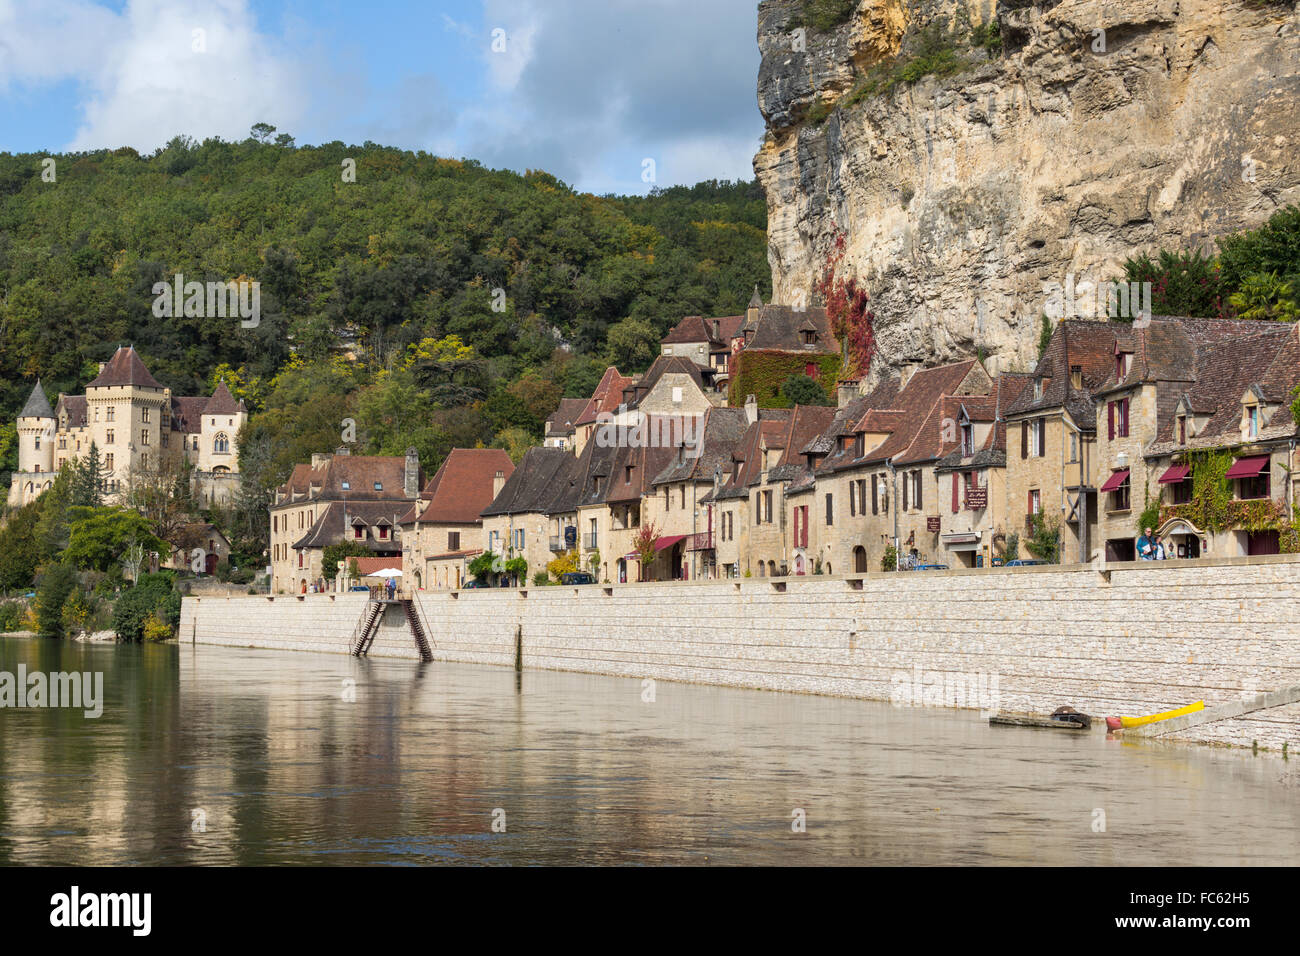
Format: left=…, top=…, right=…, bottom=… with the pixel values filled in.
left=755, top=0, right=1300, bottom=379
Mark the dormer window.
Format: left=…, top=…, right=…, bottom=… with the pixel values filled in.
left=1116, top=351, right=1131, bottom=380
left=1070, top=365, right=1082, bottom=389
left=1033, top=379, right=1043, bottom=401
left=1178, top=415, right=1187, bottom=445
left=353, top=525, right=365, bottom=540
left=803, top=331, right=816, bottom=345
left=1247, top=405, right=1260, bottom=439
left=341, top=481, right=350, bottom=490
left=373, top=482, right=382, bottom=491
left=960, top=423, right=974, bottom=457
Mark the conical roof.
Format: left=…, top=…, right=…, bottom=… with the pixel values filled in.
left=85, top=346, right=164, bottom=390
left=204, top=380, right=246, bottom=415
left=19, top=380, right=54, bottom=419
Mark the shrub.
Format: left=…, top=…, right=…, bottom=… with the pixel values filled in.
left=532, top=571, right=550, bottom=586
left=111, top=572, right=181, bottom=643
left=881, top=544, right=898, bottom=572
left=781, top=373, right=834, bottom=406
left=0, top=601, right=25, bottom=633
left=143, top=612, right=173, bottom=643
left=60, top=589, right=96, bottom=638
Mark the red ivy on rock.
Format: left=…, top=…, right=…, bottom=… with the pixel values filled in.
left=814, top=232, right=875, bottom=378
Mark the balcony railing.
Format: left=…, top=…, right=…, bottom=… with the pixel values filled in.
left=687, top=531, right=714, bottom=551
left=549, top=535, right=567, bottom=552
left=584, top=533, right=599, bottom=550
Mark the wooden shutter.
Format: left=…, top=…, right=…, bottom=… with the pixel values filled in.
left=1108, top=402, right=1115, bottom=441
left=1021, top=422, right=1028, bottom=458
left=952, top=473, right=959, bottom=513
left=915, top=472, right=923, bottom=511
left=871, top=478, right=878, bottom=515
left=902, top=474, right=909, bottom=511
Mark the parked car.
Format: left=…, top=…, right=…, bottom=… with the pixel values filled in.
left=907, top=564, right=949, bottom=571
left=1004, top=559, right=1047, bottom=567
left=462, top=579, right=493, bottom=588
left=348, top=585, right=370, bottom=592
left=560, top=572, right=597, bottom=585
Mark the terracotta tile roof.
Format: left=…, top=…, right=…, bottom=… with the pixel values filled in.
left=768, top=404, right=838, bottom=482
left=1004, top=320, right=1119, bottom=427
left=575, top=366, right=634, bottom=425
left=661, top=313, right=745, bottom=346
left=712, top=411, right=793, bottom=500
left=275, top=454, right=418, bottom=503
left=409, top=448, right=514, bottom=524
left=85, top=346, right=165, bottom=390
left=350, top=556, right=404, bottom=576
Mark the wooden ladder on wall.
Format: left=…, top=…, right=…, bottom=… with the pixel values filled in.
left=401, top=599, right=435, bottom=662
left=350, top=601, right=384, bottom=657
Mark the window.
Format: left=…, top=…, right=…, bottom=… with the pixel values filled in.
left=803, top=331, right=816, bottom=345
left=804, top=362, right=816, bottom=377
left=625, top=465, right=633, bottom=484
left=1108, top=473, right=1130, bottom=512
left=753, top=492, right=761, bottom=523
left=1116, top=351, right=1131, bottom=380
left=1033, top=379, right=1043, bottom=401
left=1239, top=471, right=1270, bottom=500
left=192, top=436, right=199, bottom=450
left=1028, top=489, right=1041, bottom=517
left=106, top=407, right=114, bottom=422
left=911, top=470, right=923, bottom=510
left=373, top=482, right=383, bottom=491
left=1021, top=419, right=1046, bottom=458
left=341, top=481, right=350, bottom=490
left=106, top=429, right=115, bottom=444
left=672, top=386, right=683, bottom=404
left=1068, top=431, right=1078, bottom=463
left=1178, top=415, right=1187, bottom=444
left=1108, top=399, right=1130, bottom=439
left=825, top=492, right=833, bottom=526
left=354, top=525, right=364, bottom=539
left=763, top=490, right=773, bottom=523
left=1171, top=477, right=1193, bottom=505
left=34, top=435, right=40, bottom=450
left=141, top=408, right=150, bottom=423
left=681, top=486, right=686, bottom=509
left=960, top=423, right=973, bottom=457
left=140, top=429, right=150, bottom=446
left=213, top=432, right=230, bottom=454
left=1247, top=405, right=1260, bottom=438
left=105, top=453, right=113, bottom=471
left=377, top=525, right=389, bottom=540
left=796, top=505, right=809, bottom=548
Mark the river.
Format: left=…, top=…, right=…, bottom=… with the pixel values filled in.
left=1, top=636, right=1296, bottom=865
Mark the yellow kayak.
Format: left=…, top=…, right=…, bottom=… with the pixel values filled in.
left=1105, top=701, right=1204, bottom=731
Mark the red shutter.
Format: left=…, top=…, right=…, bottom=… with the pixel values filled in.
left=1108, top=402, right=1115, bottom=441
left=952, top=473, right=959, bottom=513
left=1021, top=422, right=1028, bottom=458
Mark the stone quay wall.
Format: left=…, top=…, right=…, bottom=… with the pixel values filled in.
left=180, top=554, right=1300, bottom=752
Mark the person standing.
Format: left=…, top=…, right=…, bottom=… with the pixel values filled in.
left=1136, top=526, right=1158, bottom=560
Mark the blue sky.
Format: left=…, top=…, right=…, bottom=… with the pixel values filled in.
left=0, top=0, right=765, bottom=194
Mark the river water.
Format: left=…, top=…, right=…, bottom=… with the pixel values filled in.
left=1, top=635, right=1296, bottom=865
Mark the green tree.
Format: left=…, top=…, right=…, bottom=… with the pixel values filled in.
left=780, top=374, right=833, bottom=406
left=604, top=318, right=661, bottom=373
left=468, top=550, right=499, bottom=582
left=0, top=499, right=42, bottom=591
left=322, top=541, right=373, bottom=580
left=34, top=563, right=78, bottom=637
left=111, top=572, right=182, bottom=643
left=1122, top=250, right=1231, bottom=318
left=1228, top=272, right=1298, bottom=321
left=69, top=442, right=105, bottom=507
left=63, top=507, right=165, bottom=572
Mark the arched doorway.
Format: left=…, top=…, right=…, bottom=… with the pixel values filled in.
left=853, top=546, right=868, bottom=574
left=767, top=560, right=777, bottom=577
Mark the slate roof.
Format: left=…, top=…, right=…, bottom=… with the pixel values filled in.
left=19, top=381, right=53, bottom=419
left=481, top=446, right=575, bottom=517
left=650, top=407, right=750, bottom=487
left=711, top=411, right=793, bottom=501
left=405, top=448, right=514, bottom=525
left=544, top=398, right=588, bottom=438
left=55, top=395, right=88, bottom=429
left=85, top=346, right=165, bottom=390
left=170, top=396, right=209, bottom=434
left=204, top=380, right=246, bottom=416
left=736, top=304, right=836, bottom=353
left=620, top=355, right=712, bottom=409
left=292, top=501, right=409, bottom=551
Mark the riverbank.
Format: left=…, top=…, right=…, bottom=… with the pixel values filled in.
left=181, top=553, right=1300, bottom=754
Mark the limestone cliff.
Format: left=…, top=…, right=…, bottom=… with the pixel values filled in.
left=755, top=0, right=1300, bottom=378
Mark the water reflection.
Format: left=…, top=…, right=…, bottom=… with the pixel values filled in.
left=1, top=636, right=1297, bottom=865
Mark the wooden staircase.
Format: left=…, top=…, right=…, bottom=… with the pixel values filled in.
left=401, top=599, right=435, bottom=662
left=350, top=601, right=384, bottom=657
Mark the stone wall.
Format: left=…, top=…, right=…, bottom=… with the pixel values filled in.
left=180, top=553, right=1300, bottom=752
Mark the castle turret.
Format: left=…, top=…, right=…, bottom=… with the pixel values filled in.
left=16, top=380, right=55, bottom=475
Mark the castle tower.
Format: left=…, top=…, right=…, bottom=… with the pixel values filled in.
left=83, top=345, right=170, bottom=488
left=16, top=380, right=55, bottom=475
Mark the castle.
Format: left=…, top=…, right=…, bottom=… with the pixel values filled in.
left=8, top=345, right=247, bottom=509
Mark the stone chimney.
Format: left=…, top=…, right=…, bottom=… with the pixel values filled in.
left=404, top=447, right=420, bottom=498
left=900, top=364, right=920, bottom=389
left=744, top=393, right=758, bottom=425
left=335, top=446, right=351, bottom=456
left=746, top=285, right=762, bottom=327
left=493, top=469, right=506, bottom=498
left=310, top=452, right=333, bottom=469
left=712, top=318, right=720, bottom=340
left=837, top=379, right=861, bottom=408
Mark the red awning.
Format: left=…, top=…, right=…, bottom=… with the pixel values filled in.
left=653, top=534, right=688, bottom=552
left=1157, top=464, right=1191, bottom=484
left=1099, top=468, right=1130, bottom=492
left=624, top=535, right=689, bottom=561
left=1224, top=455, right=1269, bottom=479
